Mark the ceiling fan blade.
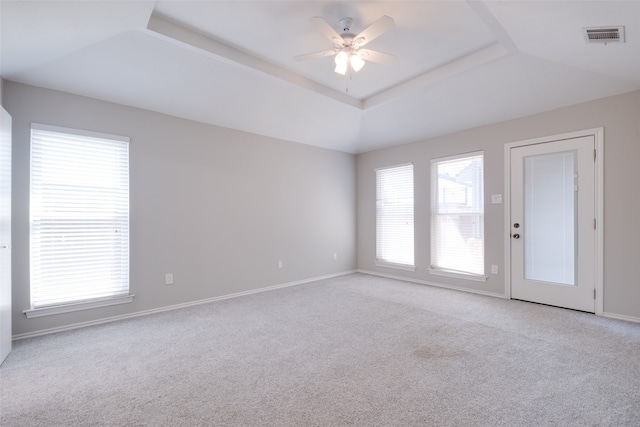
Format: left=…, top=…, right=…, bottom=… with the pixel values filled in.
left=310, top=16, right=343, bottom=45
left=357, top=49, right=396, bottom=64
left=294, top=50, right=336, bottom=61
left=354, top=15, right=395, bottom=47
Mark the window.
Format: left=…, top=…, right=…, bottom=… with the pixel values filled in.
left=26, top=124, right=131, bottom=317
left=376, top=164, right=414, bottom=270
left=430, top=152, right=484, bottom=278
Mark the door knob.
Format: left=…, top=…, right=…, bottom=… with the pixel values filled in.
left=513, top=233, right=520, bottom=239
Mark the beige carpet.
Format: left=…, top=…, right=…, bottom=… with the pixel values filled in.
left=1, top=273, right=639, bottom=426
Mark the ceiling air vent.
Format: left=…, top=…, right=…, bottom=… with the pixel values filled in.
left=583, top=26, right=625, bottom=44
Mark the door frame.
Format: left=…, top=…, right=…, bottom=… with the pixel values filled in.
left=503, top=128, right=604, bottom=315
left=1, top=106, right=11, bottom=364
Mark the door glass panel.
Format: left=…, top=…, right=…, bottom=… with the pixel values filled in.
left=523, top=151, right=576, bottom=285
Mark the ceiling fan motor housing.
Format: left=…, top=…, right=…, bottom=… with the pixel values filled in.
left=334, top=18, right=359, bottom=49
left=339, top=17, right=353, bottom=32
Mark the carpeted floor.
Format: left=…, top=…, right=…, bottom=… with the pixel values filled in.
left=1, top=273, right=639, bottom=426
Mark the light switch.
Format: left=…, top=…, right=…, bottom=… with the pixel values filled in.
left=491, top=194, right=502, bottom=204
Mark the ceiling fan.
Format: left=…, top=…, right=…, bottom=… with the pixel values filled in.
left=295, top=15, right=396, bottom=76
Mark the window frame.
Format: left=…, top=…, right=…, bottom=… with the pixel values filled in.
left=24, top=123, right=133, bottom=318
left=375, top=163, right=415, bottom=271
left=429, top=151, right=487, bottom=282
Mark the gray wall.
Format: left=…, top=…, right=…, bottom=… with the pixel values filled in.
left=7, top=79, right=640, bottom=336
left=357, top=89, right=640, bottom=319
left=6, top=81, right=356, bottom=336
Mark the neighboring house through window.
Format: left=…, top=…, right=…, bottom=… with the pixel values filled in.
left=430, top=152, right=484, bottom=278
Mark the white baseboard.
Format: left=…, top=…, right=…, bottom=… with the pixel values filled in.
left=357, top=269, right=507, bottom=299
left=13, top=270, right=357, bottom=341
left=17, top=270, right=636, bottom=340
left=359, top=270, right=640, bottom=323
left=602, top=312, right=640, bottom=324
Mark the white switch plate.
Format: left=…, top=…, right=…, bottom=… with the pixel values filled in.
left=491, top=194, right=502, bottom=204
left=278, top=260, right=283, bottom=269
left=333, top=253, right=338, bottom=261
left=491, top=265, right=499, bottom=275
left=165, top=273, right=174, bottom=285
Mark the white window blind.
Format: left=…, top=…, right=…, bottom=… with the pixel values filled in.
left=431, top=152, right=484, bottom=276
left=376, top=164, right=414, bottom=269
left=30, top=124, right=130, bottom=309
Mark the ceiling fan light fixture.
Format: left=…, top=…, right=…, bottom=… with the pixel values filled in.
left=334, top=62, right=348, bottom=75
left=335, top=51, right=348, bottom=65
left=350, top=54, right=365, bottom=72
left=334, top=51, right=349, bottom=75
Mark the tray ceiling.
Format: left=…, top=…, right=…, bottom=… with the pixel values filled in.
left=1, top=1, right=639, bottom=153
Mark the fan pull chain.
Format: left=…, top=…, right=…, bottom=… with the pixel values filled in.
left=345, top=67, right=352, bottom=93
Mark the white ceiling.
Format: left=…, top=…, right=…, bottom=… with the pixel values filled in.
left=1, top=1, right=639, bottom=154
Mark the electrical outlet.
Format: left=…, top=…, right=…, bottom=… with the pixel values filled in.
left=165, top=273, right=174, bottom=285
left=491, top=265, right=499, bottom=275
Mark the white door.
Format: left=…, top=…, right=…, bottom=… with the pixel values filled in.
left=0, top=106, right=11, bottom=364
left=510, top=135, right=595, bottom=312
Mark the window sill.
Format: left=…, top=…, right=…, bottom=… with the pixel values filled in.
left=375, top=261, right=416, bottom=272
left=23, top=294, right=135, bottom=319
left=428, top=269, right=488, bottom=282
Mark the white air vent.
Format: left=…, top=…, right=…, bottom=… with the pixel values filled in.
left=583, top=26, right=625, bottom=44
